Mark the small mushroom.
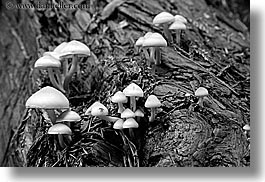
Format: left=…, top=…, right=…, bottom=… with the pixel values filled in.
left=144, top=95, right=162, bottom=122
left=153, top=12, right=175, bottom=43
left=56, top=109, right=81, bottom=133
left=48, top=123, right=72, bottom=149
left=123, top=83, right=144, bottom=112
left=121, top=108, right=135, bottom=119
left=169, top=20, right=186, bottom=44
left=243, top=124, right=250, bottom=138
left=26, top=86, right=69, bottom=123
left=34, top=55, right=65, bottom=93
left=113, top=118, right=125, bottom=130
left=111, top=91, right=128, bottom=113
left=135, top=109, right=144, bottom=118
left=194, top=87, right=209, bottom=107
left=142, top=32, right=167, bottom=66
left=123, top=118, right=139, bottom=129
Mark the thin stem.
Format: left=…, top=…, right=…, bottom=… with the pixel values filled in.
left=46, top=109, right=56, bottom=123
left=62, top=59, right=68, bottom=80
left=48, top=68, right=65, bottom=93
left=58, top=134, right=66, bottom=149
left=150, top=47, right=155, bottom=64
left=149, top=107, right=156, bottom=122
left=154, top=47, right=161, bottom=65
left=117, top=102, right=125, bottom=113
left=175, top=30, right=181, bottom=44
left=197, top=97, right=204, bottom=107
left=163, top=24, right=172, bottom=43
left=63, top=55, right=78, bottom=93
left=130, top=96, right=136, bottom=112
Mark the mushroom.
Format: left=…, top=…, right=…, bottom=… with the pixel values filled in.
left=243, top=124, right=250, bottom=138
left=48, top=123, right=72, bottom=148
left=144, top=95, right=161, bottom=122
left=121, top=108, right=135, bottom=119
left=123, top=118, right=139, bottom=129
left=34, top=55, right=65, bottom=93
left=59, top=40, right=91, bottom=93
left=194, top=87, right=209, bottom=107
left=169, top=20, right=186, bottom=44
left=113, top=118, right=125, bottom=130
left=85, top=101, right=120, bottom=122
left=56, top=109, right=81, bottom=133
left=111, top=91, right=128, bottom=113
left=134, top=109, right=144, bottom=118
left=142, top=32, right=167, bottom=66
left=153, top=12, right=175, bottom=43
left=43, top=42, right=68, bottom=60
left=26, top=86, right=69, bottom=123
left=123, top=83, right=144, bottom=112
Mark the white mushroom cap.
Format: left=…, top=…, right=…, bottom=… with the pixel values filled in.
left=153, top=12, right=175, bottom=25
left=56, top=109, right=81, bottom=122
left=53, top=42, right=68, bottom=53
left=34, top=55, right=61, bottom=68
left=144, top=32, right=153, bottom=39
left=169, top=21, right=186, bottom=30
left=26, top=86, right=69, bottom=109
left=135, top=37, right=145, bottom=47
left=121, top=108, right=135, bottom=118
left=123, top=83, right=144, bottom=97
left=145, top=95, right=162, bottom=108
left=195, top=87, right=209, bottom=97
left=60, top=40, right=91, bottom=57
left=135, top=109, right=144, bottom=117
left=243, top=124, right=250, bottom=131
left=48, top=123, right=72, bottom=135
left=113, top=119, right=124, bottom=130
left=142, top=33, right=167, bottom=47
left=111, top=91, right=128, bottom=103
left=174, top=15, right=188, bottom=24
left=91, top=105, right=109, bottom=116
left=85, top=101, right=104, bottom=115
left=123, top=118, right=139, bottom=128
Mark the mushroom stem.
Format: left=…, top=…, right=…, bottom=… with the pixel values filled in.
left=149, top=107, right=156, bottom=122
left=142, top=48, right=150, bottom=63
left=63, top=55, right=78, bottom=93
left=45, top=109, right=56, bottom=123
left=130, top=96, right=136, bottom=112
left=62, top=59, right=68, bottom=80
left=58, top=134, right=67, bottom=149
left=163, top=24, right=172, bottom=43
left=197, top=97, right=204, bottom=107
left=150, top=47, right=156, bottom=65
left=48, top=68, right=65, bottom=93
left=117, top=102, right=125, bottom=113
left=175, top=30, right=181, bottom=44
left=128, top=128, right=135, bottom=139
left=154, top=47, right=161, bottom=65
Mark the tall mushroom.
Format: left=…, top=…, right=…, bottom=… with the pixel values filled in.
left=153, top=12, right=175, bottom=43
left=123, top=83, right=143, bottom=112
left=26, top=86, right=70, bottom=123
left=59, top=40, right=91, bottom=93
left=111, top=91, right=128, bottom=113
left=144, top=95, right=162, bottom=122
left=34, top=55, right=65, bottom=93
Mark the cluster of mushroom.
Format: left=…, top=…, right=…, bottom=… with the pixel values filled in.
left=35, top=40, right=91, bottom=94
left=153, top=12, right=187, bottom=44
left=25, top=86, right=81, bottom=148
left=85, top=83, right=162, bottom=134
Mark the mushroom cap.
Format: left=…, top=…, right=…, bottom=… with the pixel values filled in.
left=145, top=95, right=162, bottom=108
left=121, top=108, right=135, bottom=118
left=113, top=119, right=124, bottom=130
left=123, top=83, right=144, bottom=97
left=85, top=101, right=104, bottom=115
left=56, top=109, right=81, bottom=122
left=53, top=42, right=68, bottom=53
left=34, top=55, right=61, bottom=68
left=135, top=109, right=144, bottom=117
left=153, top=12, right=175, bottom=25
left=91, top=104, right=109, bottom=116
left=195, top=87, right=209, bottom=97
left=26, top=86, right=69, bottom=109
left=135, top=37, right=145, bottom=47
left=48, top=123, right=72, bottom=135
left=123, top=118, right=139, bottom=128
left=174, top=15, right=188, bottom=24
left=43, top=51, right=61, bottom=60
left=144, top=32, right=153, bottom=39
left=169, top=21, right=187, bottom=30
left=142, top=33, right=167, bottom=47
left=60, top=40, right=91, bottom=57
left=111, top=91, right=128, bottom=103
left=243, top=124, right=250, bottom=131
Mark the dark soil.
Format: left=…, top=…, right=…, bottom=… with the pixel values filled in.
left=1, top=0, right=250, bottom=167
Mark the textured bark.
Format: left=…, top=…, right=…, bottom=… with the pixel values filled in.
left=1, top=0, right=249, bottom=167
